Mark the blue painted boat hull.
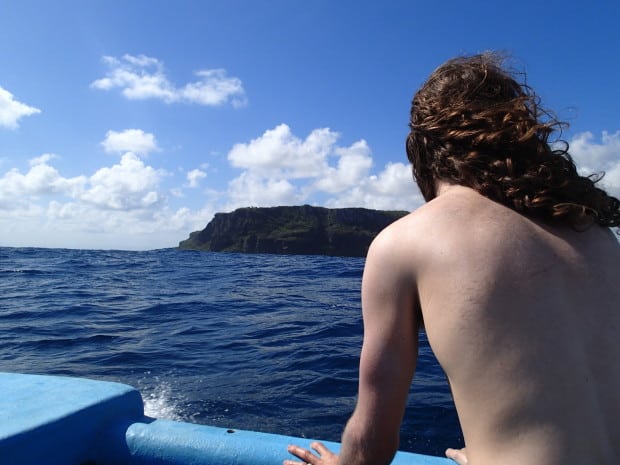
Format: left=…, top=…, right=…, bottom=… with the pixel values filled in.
left=0, top=372, right=451, bottom=465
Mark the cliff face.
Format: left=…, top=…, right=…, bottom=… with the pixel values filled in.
left=178, top=205, right=409, bottom=257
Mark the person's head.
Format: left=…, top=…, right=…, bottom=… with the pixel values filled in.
left=406, top=52, right=619, bottom=229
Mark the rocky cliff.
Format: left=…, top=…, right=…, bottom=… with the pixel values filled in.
left=178, top=205, right=409, bottom=257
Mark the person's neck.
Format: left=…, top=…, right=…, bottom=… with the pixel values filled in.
left=435, top=180, right=463, bottom=197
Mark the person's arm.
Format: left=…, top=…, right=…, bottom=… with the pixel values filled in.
left=337, top=231, right=419, bottom=465
left=286, top=228, right=420, bottom=465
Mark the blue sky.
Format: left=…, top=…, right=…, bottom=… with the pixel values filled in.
left=1, top=0, right=619, bottom=250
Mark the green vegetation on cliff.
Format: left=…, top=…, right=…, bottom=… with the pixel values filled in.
left=178, top=205, right=409, bottom=257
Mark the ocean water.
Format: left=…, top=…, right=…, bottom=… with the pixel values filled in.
left=0, top=247, right=463, bottom=456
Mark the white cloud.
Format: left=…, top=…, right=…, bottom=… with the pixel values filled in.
left=186, top=168, right=207, bottom=188
left=0, top=129, right=169, bottom=218
left=91, top=55, right=176, bottom=102
left=80, top=153, right=165, bottom=210
left=228, top=124, right=337, bottom=178
left=0, top=86, right=41, bottom=129
left=29, top=153, right=58, bottom=166
left=121, top=54, right=161, bottom=68
left=0, top=151, right=202, bottom=250
left=91, top=54, right=246, bottom=107
left=314, top=140, right=373, bottom=193
left=569, top=130, right=620, bottom=197
left=0, top=152, right=168, bottom=214
left=325, top=162, right=420, bottom=210
left=0, top=158, right=86, bottom=210
left=101, top=129, right=160, bottom=156
left=20, top=200, right=208, bottom=250
left=181, top=69, right=247, bottom=107
left=225, top=124, right=420, bottom=212
left=225, top=172, right=301, bottom=210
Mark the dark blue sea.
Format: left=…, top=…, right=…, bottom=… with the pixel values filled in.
left=0, top=247, right=463, bottom=457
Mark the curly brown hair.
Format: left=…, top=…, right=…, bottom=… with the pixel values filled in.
left=406, top=53, right=620, bottom=229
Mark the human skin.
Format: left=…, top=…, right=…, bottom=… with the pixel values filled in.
left=285, top=183, right=620, bottom=465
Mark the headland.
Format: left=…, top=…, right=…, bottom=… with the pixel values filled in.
left=178, top=205, right=409, bottom=257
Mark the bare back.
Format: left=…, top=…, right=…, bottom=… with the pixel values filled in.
left=400, top=186, right=620, bottom=465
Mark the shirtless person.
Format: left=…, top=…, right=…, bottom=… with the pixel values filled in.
left=285, top=53, right=620, bottom=465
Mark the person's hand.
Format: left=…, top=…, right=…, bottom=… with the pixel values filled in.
left=284, top=441, right=338, bottom=465
left=445, top=447, right=468, bottom=465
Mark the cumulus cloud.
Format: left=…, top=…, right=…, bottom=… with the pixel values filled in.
left=0, top=152, right=168, bottom=213
left=91, top=54, right=246, bottom=107
left=101, top=129, right=160, bottom=156
left=314, top=140, right=373, bottom=193
left=180, top=70, right=247, bottom=107
left=569, top=130, right=620, bottom=197
left=228, top=124, right=338, bottom=178
left=186, top=168, right=207, bottom=188
left=0, top=85, right=41, bottom=129
left=29, top=153, right=58, bottom=166
left=80, top=153, right=165, bottom=210
left=225, top=124, right=420, bottom=212
left=226, top=172, right=301, bottom=209
left=0, top=150, right=201, bottom=249
left=325, top=162, right=420, bottom=210
left=1, top=153, right=163, bottom=213
left=0, top=157, right=85, bottom=210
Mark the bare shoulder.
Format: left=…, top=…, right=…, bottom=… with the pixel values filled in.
left=371, top=185, right=620, bottom=277
left=371, top=186, right=511, bottom=259
left=366, top=200, right=437, bottom=268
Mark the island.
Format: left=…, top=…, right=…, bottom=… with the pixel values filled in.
left=178, top=205, right=409, bottom=257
